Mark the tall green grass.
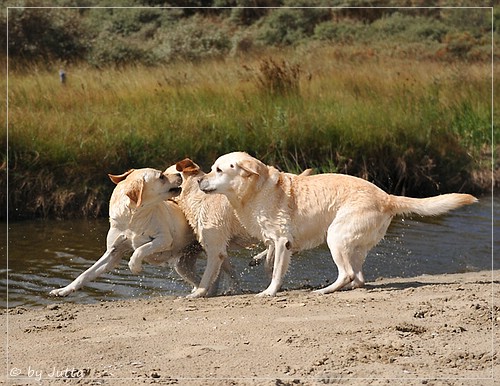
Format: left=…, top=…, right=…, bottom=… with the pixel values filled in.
left=5, top=47, right=494, bottom=219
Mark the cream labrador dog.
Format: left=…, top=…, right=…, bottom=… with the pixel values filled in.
left=50, top=168, right=202, bottom=297
left=173, top=159, right=315, bottom=297
left=173, top=159, right=263, bottom=298
left=198, top=151, right=478, bottom=297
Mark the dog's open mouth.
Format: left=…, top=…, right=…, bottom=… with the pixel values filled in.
left=169, top=187, right=182, bottom=195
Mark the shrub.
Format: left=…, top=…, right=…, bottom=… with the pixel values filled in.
left=107, top=8, right=163, bottom=36
left=228, top=0, right=278, bottom=26
left=405, top=18, right=449, bottom=42
left=6, top=6, right=88, bottom=62
left=441, top=8, right=492, bottom=37
left=371, top=12, right=410, bottom=36
left=495, top=8, right=500, bottom=35
left=314, top=20, right=366, bottom=43
left=442, top=32, right=478, bottom=59
left=87, top=31, right=155, bottom=67
left=230, top=31, right=255, bottom=56
left=154, top=16, right=231, bottom=62
left=370, top=12, right=450, bottom=43
left=258, top=3, right=331, bottom=46
left=330, top=3, right=394, bottom=24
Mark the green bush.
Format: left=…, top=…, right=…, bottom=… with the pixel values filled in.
left=405, top=17, right=449, bottom=42
left=494, top=8, right=500, bottom=34
left=6, top=7, right=88, bottom=62
left=107, top=8, right=163, bottom=35
left=154, top=16, right=231, bottom=62
left=370, top=12, right=450, bottom=43
left=371, top=12, right=410, bottom=36
left=88, top=32, right=155, bottom=66
left=314, top=20, right=366, bottom=43
left=228, top=0, right=278, bottom=26
left=2, top=4, right=494, bottom=68
left=443, top=32, right=478, bottom=59
left=258, top=2, right=331, bottom=46
left=229, top=31, right=255, bottom=56
left=441, top=8, right=492, bottom=37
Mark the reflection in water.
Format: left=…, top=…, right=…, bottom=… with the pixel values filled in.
left=2, top=195, right=497, bottom=308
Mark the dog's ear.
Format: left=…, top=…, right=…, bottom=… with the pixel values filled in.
left=176, top=158, right=200, bottom=175
left=299, top=168, right=314, bottom=176
left=126, top=178, right=144, bottom=207
left=237, top=159, right=263, bottom=177
left=108, top=169, right=134, bottom=184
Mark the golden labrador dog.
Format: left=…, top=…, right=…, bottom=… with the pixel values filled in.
left=198, top=151, right=478, bottom=297
left=50, top=168, right=203, bottom=297
left=173, top=159, right=262, bottom=298
left=172, top=159, right=314, bottom=298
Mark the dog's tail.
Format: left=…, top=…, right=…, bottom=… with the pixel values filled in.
left=388, top=193, right=477, bottom=217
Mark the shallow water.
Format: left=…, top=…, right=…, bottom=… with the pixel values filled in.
left=2, top=195, right=497, bottom=308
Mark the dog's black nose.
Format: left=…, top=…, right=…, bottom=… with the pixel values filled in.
left=198, top=176, right=213, bottom=193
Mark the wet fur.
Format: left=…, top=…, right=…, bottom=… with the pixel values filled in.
left=173, top=159, right=261, bottom=297
left=199, top=152, right=478, bottom=297
left=50, top=168, right=201, bottom=297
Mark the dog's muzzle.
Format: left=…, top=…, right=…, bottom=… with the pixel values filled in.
left=198, top=177, right=214, bottom=193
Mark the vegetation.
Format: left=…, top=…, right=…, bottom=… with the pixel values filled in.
left=3, top=1, right=496, bottom=67
left=2, top=1, right=497, bottom=220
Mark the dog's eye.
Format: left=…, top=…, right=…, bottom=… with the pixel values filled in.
left=159, top=174, right=165, bottom=180
left=230, top=164, right=234, bottom=168
left=216, top=167, right=222, bottom=173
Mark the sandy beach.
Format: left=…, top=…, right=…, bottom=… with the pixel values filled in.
left=3, top=270, right=498, bottom=385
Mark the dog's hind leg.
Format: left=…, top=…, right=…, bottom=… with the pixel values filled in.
left=313, top=220, right=357, bottom=295
left=314, top=211, right=382, bottom=294
left=344, top=215, right=390, bottom=290
left=186, top=228, right=225, bottom=297
left=174, top=251, right=202, bottom=292
left=50, top=234, right=130, bottom=297
left=205, top=259, right=238, bottom=297
left=347, top=255, right=366, bottom=290
left=174, top=248, right=235, bottom=296
left=218, top=256, right=241, bottom=295
left=187, top=253, right=225, bottom=298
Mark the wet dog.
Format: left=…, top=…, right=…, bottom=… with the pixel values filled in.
left=173, top=159, right=260, bottom=297
left=199, top=151, right=478, bottom=297
left=174, top=159, right=315, bottom=297
left=50, top=168, right=202, bottom=297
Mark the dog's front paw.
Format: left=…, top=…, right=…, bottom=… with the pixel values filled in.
left=49, top=287, right=72, bottom=297
left=128, top=260, right=143, bottom=274
left=255, top=289, right=276, bottom=297
left=186, top=288, right=207, bottom=298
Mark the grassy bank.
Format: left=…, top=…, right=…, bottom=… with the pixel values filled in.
left=4, top=46, right=495, bottom=220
